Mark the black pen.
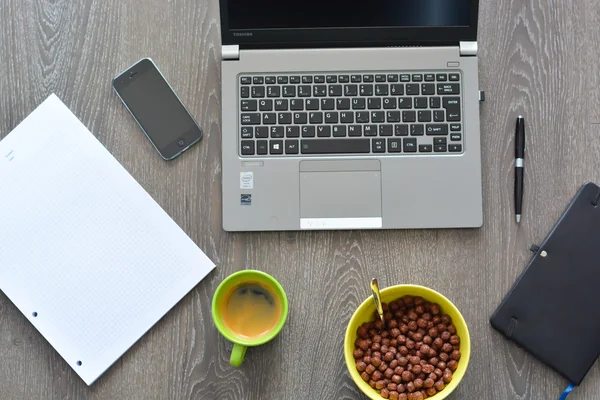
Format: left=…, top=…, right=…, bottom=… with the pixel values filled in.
left=515, top=116, right=525, bottom=223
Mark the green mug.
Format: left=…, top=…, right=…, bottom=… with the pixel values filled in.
left=212, top=270, right=289, bottom=366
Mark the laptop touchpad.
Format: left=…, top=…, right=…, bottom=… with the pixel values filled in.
left=299, top=160, right=382, bottom=229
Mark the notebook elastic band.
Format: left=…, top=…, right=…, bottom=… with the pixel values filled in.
left=559, top=383, right=575, bottom=400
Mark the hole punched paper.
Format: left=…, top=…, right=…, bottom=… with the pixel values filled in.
left=0, top=94, right=215, bottom=385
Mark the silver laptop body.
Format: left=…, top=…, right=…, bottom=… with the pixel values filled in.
left=220, top=0, right=483, bottom=231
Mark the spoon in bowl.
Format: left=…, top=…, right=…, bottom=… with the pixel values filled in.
left=370, top=278, right=385, bottom=326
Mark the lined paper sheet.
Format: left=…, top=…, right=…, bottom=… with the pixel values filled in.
left=0, top=94, right=215, bottom=385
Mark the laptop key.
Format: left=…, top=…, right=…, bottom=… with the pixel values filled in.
left=286, top=140, right=299, bottom=154
left=450, top=123, right=461, bottom=131
left=449, top=73, right=460, bottom=81
left=278, top=112, right=292, bottom=124
left=348, top=125, right=362, bottom=136
left=325, top=112, right=339, bottom=124
left=300, top=139, right=370, bottom=154
left=364, top=125, right=377, bottom=136
left=402, top=111, right=416, bottom=123
left=241, top=86, right=250, bottom=98
left=241, top=126, right=253, bottom=138
left=434, top=137, right=447, bottom=145
left=241, top=113, right=261, bottom=125
left=290, top=99, right=303, bottom=111
left=356, top=112, right=370, bottom=123
left=403, top=138, right=417, bottom=152
left=314, top=85, right=327, bottom=97
left=395, top=124, right=409, bottom=136
left=344, top=84, right=358, bottom=96
left=415, top=97, right=428, bottom=109
left=275, top=99, right=289, bottom=111
left=387, top=111, right=401, bottom=123
left=253, top=77, right=264, bottom=84
left=360, top=84, right=374, bottom=96
left=314, top=75, right=325, bottom=83
left=436, top=73, right=447, bottom=81
left=293, top=112, right=308, bottom=124
left=373, top=139, right=386, bottom=153
left=430, top=97, right=441, bottom=109
left=340, top=112, right=354, bottom=124
left=257, top=140, right=268, bottom=155
left=329, top=85, right=343, bottom=96
left=302, top=76, right=313, bottom=84
left=400, top=74, right=411, bottom=82
left=434, top=144, right=447, bottom=152
left=412, top=74, right=423, bottom=82
left=270, top=140, right=284, bottom=155
left=241, top=140, right=255, bottom=155
left=437, top=83, right=460, bottom=95
left=449, top=144, right=462, bottom=152
left=326, top=75, right=337, bottom=83
left=363, top=75, right=374, bottom=82
left=390, top=84, right=404, bottom=95
left=450, top=133, right=462, bottom=141
left=406, top=84, right=420, bottom=95
left=339, top=75, right=350, bottom=83
left=337, top=98, right=351, bottom=110
left=283, top=86, right=296, bottom=97
left=333, top=126, right=347, bottom=137
left=251, top=86, right=265, bottom=98
left=371, top=111, right=385, bottom=123
left=240, top=77, right=252, bottom=85
left=286, top=126, right=300, bottom=138
left=290, top=76, right=301, bottom=84
left=256, top=127, right=268, bottom=138
left=277, top=76, right=288, bottom=84
left=375, top=74, right=386, bottom=82
left=259, top=99, right=273, bottom=111
left=351, top=75, right=362, bottom=83
left=418, top=110, right=432, bottom=122
left=424, top=74, right=435, bottom=82
left=263, top=113, right=276, bottom=125
left=426, top=124, right=448, bottom=135
left=443, top=97, right=461, bottom=121
left=433, top=110, right=445, bottom=122
left=317, top=126, right=331, bottom=137
left=309, top=112, right=323, bottom=124
left=388, top=138, right=402, bottom=152
left=379, top=125, right=393, bottom=136
left=387, top=74, right=399, bottom=82
left=270, top=126, right=284, bottom=138
left=321, top=98, right=335, bottom=110
left=306, top=99, right=319, bottom=110
left=421, top=84, right=435, bottom=95
left=376, top=84, right=389, bottom=96
left=383, top=98, right=397, bottom=109
left=301, top=126, right=316, bottom=137
left=368, top=98, right=382, bottom=109
left=241, top=100, right=257, bottom=111
left=419, top=144, right=433, bottom=152
left=352, top=98, right=366, bottom=109
left=411, top=124, right=424, bottom=136
left=265, top=76, right=276, bottom=84
left=298, top=85, right=311, bottom=97
left=398, top=97, right=412, bottom=109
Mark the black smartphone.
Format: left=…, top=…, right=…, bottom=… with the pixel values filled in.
left=112, top=58, right=202, bottom=160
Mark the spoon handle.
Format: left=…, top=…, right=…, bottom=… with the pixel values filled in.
left=370, top=278, right=385, bottom=323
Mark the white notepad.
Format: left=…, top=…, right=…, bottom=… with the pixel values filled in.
left=0, top=94, right=215, bottom=385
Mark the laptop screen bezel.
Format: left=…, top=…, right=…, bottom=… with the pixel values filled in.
left=219, top=0, right=479, bottom=48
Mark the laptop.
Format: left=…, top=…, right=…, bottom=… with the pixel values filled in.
left=220, top=0, right=483, bottom=231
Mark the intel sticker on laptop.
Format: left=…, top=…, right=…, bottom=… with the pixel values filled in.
left=241, top=194, right=252, bottom=206
left=240, top=172, right=253, bottom=189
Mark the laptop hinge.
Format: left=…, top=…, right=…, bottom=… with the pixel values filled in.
left=459, top=41, right=478, bottom=57
left=222, top=45, right=240, bottom=60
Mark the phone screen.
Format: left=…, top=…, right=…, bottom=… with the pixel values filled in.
left=113, top=59, right=202, bottom=159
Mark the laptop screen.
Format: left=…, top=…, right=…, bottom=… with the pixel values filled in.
left=227, top=0, right=471, bottom=30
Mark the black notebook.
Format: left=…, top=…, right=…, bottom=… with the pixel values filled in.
left=491, top=182, right=600, bottom=385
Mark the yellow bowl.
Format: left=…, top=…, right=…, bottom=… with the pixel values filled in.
left=344, top=285, right=471, bottom=400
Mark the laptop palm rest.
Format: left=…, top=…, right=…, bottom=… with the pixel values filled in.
left=299, top=160, right=382, bottom=230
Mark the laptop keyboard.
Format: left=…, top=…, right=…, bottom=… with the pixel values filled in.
left=238, top=72, right=463, bottom=157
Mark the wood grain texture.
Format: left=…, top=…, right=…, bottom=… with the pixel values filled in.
left=1, top=0, right=599, bottom=399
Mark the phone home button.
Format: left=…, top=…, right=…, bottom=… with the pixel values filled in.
left=177, top=138, right=186, bottom=147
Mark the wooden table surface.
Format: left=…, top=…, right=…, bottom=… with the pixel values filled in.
left=1, top=0, right=599, bottom=399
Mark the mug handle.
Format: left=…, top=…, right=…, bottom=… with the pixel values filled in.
left=230, top=343, right=247, bottom=367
